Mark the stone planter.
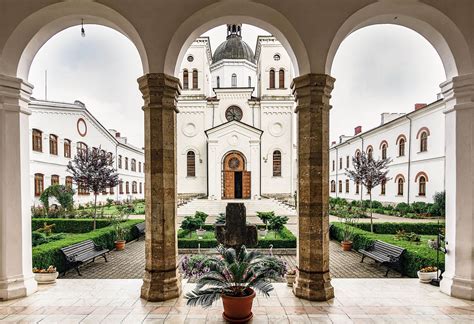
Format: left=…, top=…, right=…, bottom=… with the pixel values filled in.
left=258, top=229, right=268, bottom=237
left=34, top=272, right=58, bottom=285
left=285, top=273, right=296, bottom=287
left=196, top=229, right=206, bottom=237
left=417, top=270, right=440, bottom=283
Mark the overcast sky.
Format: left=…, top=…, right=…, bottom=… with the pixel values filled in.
left=29, top=24, right=445, bottom=147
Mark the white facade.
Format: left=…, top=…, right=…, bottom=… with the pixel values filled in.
left=329, top=101, right=446, bottom=204
left=29, top=99, right=144, bottom=206
left=177, top=26, right=297, bottom=199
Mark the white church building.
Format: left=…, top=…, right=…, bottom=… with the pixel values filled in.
left=176, top=24, right=297, bottom=200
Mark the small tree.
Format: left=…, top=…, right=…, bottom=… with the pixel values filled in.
left=345, top=151, right=391, bottom=232
left=67, top=147, right=120, bottom=230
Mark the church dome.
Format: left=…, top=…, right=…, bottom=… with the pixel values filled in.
left=212, top=24, right=255, bottom=64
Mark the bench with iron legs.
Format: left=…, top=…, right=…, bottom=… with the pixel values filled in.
left=133, top=222, right=145, bottom=240
left=359, top=240, right=405, bottom=277
left=60, top=239, right=109, bottom=276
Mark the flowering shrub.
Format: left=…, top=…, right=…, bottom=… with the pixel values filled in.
left=180, top=255, right=211, bottom=279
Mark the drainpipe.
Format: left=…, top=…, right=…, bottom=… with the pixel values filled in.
left=259, top=131, right=263, bottom=197
left=205, top=132, right=209, bottom=197
left=115, top=142, right=119, bottom=202
left=406, top=115, right=413, bottom=204
left=335, top=147, right=338, bottom=198
left=360, top=137, right=365, bottom=201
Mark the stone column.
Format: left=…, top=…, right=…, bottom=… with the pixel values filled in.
left=292, top=73, right=335, bottom=301
left=139, top=73, right=181, bottom=301
left=440, top=74, right=474, bottom=300
left=0, top=75, right=37, bottom=300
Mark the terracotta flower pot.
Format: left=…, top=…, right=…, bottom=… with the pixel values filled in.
left=221, top=288, right=256, bottom=323
left=341, top=241, right=353, bottom=251
left=115, top=240, right=126, bottom=251
left=34, top=272, right=58, bottom=284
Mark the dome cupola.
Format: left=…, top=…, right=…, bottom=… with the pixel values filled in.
left=212, top=24, right=255, bottom=64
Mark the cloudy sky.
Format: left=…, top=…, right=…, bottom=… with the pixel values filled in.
left=29, top=24, right=445, bottom=147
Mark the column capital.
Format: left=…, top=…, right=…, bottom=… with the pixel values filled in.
left=292, top=73, right=335, bottom=113
left=138, top=73, right=181, bottom=113
left=441, top=73, right=474, bottom=113
left=0, top=74, right=33, bottom=115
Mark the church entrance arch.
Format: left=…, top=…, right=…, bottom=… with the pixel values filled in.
left=222, top=151, right=250, bottom=199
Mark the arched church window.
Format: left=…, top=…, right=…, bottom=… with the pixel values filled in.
left=419, top=176, right=427, bottom=196
left=269, top=69, right=275, bottom=89
left=231, top=74, right=237, bottom=87
left=273, top=150, right=282, bottom=177
left=279, top=69, right=285, bottom=88
left=330, top=180, right=336, bottom=193
left=216, top=76, right=220, bottom=88
left=225, top=106, right=243, bottom=121
left=187, top=151, right=196, bottom=177
left=183, top=69, right=189, bottom=89
left=420, top=131, right=428, bottom=152
left=49, top=134, right=58, bottom=155
left=192, top=69, right=198, bottom=89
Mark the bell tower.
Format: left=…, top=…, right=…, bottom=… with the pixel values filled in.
left=226, top=24, right=242, bottom=38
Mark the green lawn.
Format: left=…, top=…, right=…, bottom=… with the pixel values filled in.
left=79, top=201, right=145, bottom=215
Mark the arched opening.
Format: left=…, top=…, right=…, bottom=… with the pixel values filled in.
left=222, top=151, right=249, bottom=199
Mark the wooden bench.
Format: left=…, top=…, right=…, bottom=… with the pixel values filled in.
left=60, top=240, right=109, bottom=276
left=133, top=222, right=145, bottom=239
left=359, top=240, right=405, bottom=277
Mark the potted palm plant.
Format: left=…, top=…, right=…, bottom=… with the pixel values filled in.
left=112, top=215, right=128, bottom=251
left=341, top=215, right=356, bottom=251
left=185, top=244, right=286, bottom=322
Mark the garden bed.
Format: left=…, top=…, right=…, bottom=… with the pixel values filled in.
left=177, top=226, right=296, bottom=249
left=330, top=222, right=444, bottom=277
left=32, top=219, right=143, bottom=273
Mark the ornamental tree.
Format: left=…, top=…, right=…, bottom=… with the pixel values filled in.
left=345, top=151, right=391, bottom=232
left=67, top=147, right=120, bottom=230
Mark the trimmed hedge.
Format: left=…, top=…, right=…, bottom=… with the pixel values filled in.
left=32, top=219, right=143, bottom=273
left=32, top=218, right=112, bottom=233
left=258, top=227, right=296, bottom=248
left=352, top=222, right=442, bottom=235
left=330, top=222, right=444, bottom=277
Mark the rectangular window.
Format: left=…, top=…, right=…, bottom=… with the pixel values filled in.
left=345, top=179, right=349, bottom=193
left=339, top=158, right=342, bottom=169
left=51, top=175, right=59, bottom=186
left=34, top=174, right=44, bottom=196
left=65, top=176, right=73, bottom=189
left=125, top=157, right=128, bottom=170
left=64, top=139, right=71, bottom=158
left=346, top=156, right=349, bottom=168
left=32, top=130, right=42, bottom=152
left=272, top=151, right=282, bottom=177
left=139, top=182, right=142, bottom=194
left=139, top=162, right=142, bottom=173
left=110, top=186, right=114, bottom=195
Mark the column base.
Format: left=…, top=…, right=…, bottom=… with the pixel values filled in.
left=441, top=275, right=474, bottom=300
left=293, top=270, right=334, bottom=301
left=141, top=269, right=182, bottom=301
left=0, top=274, right=37, bottom=300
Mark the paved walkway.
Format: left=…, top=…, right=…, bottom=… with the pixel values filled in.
left=1, top=279, right=472, bottom=323
left=63, top=240, right=401, bottom=279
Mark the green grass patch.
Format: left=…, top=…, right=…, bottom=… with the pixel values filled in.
left=330, top=222, right=444, bottom=277
left=32, top=219, right=143, bottom=273
left=352, top=222, right=442, bottom=235
left=177, top=226, right=296, bottom=249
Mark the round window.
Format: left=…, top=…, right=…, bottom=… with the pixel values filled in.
left=225, top=106, right=243, bottom=121
left=228, top=157, right=240, bottom=169
left=273, top=54, right=280, bottom=61
left=187, top=55, right=194, bottom=62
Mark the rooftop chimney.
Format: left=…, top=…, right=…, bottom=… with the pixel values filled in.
left=414, top=103, right=427, bottom=111
left=331, top=141, right=336, bottom=146
left=354, top=126, right=362, bottom=135
left=115, top=132, right=121, bottom=138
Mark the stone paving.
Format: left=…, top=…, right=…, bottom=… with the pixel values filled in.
left=63, top=240, right=400, bottom=279
left=1, top=279, right=473, bottom=323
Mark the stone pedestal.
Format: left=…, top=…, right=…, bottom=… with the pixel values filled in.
left=0, top=75, right=38, bottom=300
left=440, top=74, right=474, bottom=300
left=292, top=74, right=334, bottom=301
left=139, top=73, right=181, bottom=301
